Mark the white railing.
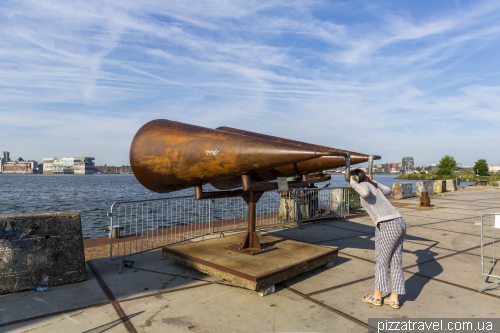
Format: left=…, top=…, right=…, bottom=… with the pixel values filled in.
left=479, top=212, right=500, bottom=292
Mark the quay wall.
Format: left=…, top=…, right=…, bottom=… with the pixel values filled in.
left=416, top=180, right=434, bottom=197
left=392, top=182, right=413, bottom=199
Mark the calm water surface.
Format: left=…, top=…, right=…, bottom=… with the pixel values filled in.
left=0, top=174, right=474, bottom=240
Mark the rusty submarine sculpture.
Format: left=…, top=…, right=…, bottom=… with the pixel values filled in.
left=211, top=126, right=380, bottom=190
left=130, top=119, right=378, bottom=254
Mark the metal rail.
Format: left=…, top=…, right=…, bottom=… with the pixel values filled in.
left=479, top=212, right=500, bottom=292
left=107, top=187, right=351, bottom=271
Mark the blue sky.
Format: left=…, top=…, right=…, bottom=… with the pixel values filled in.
left=1, top=0, right=500, bottom=167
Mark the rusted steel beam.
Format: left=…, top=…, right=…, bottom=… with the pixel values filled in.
left=130, top=120, right=337, bottom=193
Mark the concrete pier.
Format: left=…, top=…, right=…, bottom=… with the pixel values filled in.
left=1, top=188, right=499, bottom=332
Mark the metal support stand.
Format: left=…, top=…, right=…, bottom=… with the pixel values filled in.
left=225, top=191, right=277, bottom=255
left=368, top=155, right=374, bottom=176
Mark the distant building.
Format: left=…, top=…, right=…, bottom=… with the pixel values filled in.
left=402, top=157, right=414, bottom=173
left=489, top=166, right=500, bottom=173
left=0, top=151, right=10, bottom=172
left=43, top=157, right=95, bottom=174
left=457, top=163, right=473, bottom=171
left=94, top=165, right=132, bottom=173
left=2, top=151, right=10, bottom=162
left=1, top=157, right=39, bottom=174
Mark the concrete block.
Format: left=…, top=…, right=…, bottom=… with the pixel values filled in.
left=278, top=190, right=320, bottom=222
left=348, top=188, right=361, bottom=209
left=332, top=188, right=360, bottom=210
left=0, top=212, right=86, bottom=294
left=258, top=284, right=275, bottom=296
left=392, top=182, right=413, bottom=199
left=446, top=178, right=458, bottom=192
left=434, top=180, right=447, bottom=193
left=416, top=180, right=434, bottom=197
left=330, top=188, right=348, bottom=214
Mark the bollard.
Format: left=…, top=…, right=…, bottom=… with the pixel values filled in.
left=420, top=192, right=430, bottom=207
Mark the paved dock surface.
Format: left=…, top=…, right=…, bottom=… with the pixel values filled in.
left=1, top=189, right=499, bottom=332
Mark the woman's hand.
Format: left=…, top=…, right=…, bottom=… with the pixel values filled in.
left=367, top=175, right=373, bottom=181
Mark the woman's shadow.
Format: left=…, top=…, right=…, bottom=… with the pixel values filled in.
left=398, top=242, right=443, bottom=306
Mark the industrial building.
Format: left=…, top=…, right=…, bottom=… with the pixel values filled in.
left=1, top=157, right=39, bottom=174
left=402, top=157, right=414, bottom=173
left=43, top=157, right=95, bottom=174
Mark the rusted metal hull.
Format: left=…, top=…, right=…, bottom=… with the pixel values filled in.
left=211, top=127, right=380, bottom=190
left=130, top=120, right=337, bottom=193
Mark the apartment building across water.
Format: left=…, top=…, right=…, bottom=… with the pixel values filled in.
left=43, top=157, right=95, bottom=174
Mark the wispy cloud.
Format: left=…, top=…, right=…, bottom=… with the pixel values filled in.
left=1, top=0, right=500, bottom=166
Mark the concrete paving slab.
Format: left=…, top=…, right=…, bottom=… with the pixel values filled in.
left=415, top=221, right=483, bottom=235
left=280, top=254, right=375, bottom=295
left=399, top=215, right=453, bottom=225
left=430, top=208, right=483, bottom=217
left=404, top=252, right=500, bottom=297
left=318, top=220, right=376, bottom=234
left=271, top=222, right=368, bottom=243
left=90, top=251, right=219, bottom=301
left=0, top=265, right=108, bottom=325
left=406, top=208, right=474, bottom=217
left=404, top=226, right=481, bottom=251
left=315, top=235, right=455, bottom=268
left=465, top=242, right=495, bottom=256
left=120, top=281, right=364, bottom=332
left=399, top=212, right=454, bottom=222
left=310, top=273, right=500, bottom=320
left=431, top=204, right=495, bottom=212
left=431, top=199, right=496, bottom=208
left=1, top=304, right=129, bottom=333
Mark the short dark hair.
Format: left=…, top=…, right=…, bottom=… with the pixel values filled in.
left=350, top=168, right=367, bottom=182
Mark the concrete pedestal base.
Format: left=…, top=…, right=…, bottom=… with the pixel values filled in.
left=0, top=212, right=86, bottom=294
left=162, top=233, right=338, bottom=291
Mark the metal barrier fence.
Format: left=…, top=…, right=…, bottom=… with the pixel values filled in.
left=108, top=186, right=351, bottom=270
left=479, top=212, right=500, bottom=292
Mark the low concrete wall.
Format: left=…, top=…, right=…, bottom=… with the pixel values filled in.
left=392, top=182, right=413, bottom=199
left=446, top=178, right=458, bottom=192
left=0, top=212, right=86, bottom=294
left=434, top=180, right=447, bottom=193
left=416, top=180, right=434, bottom=197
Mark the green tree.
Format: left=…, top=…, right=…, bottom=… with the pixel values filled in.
left=473, top=159, right=489, bottom=176
left=458, top=169, right=475, bottom=181
left=436, top=155, right=458, bottom=176
left=425, top=170, right=438, bottom=180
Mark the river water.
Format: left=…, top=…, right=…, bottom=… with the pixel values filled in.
left=0, top=174, right=474, bottom=240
